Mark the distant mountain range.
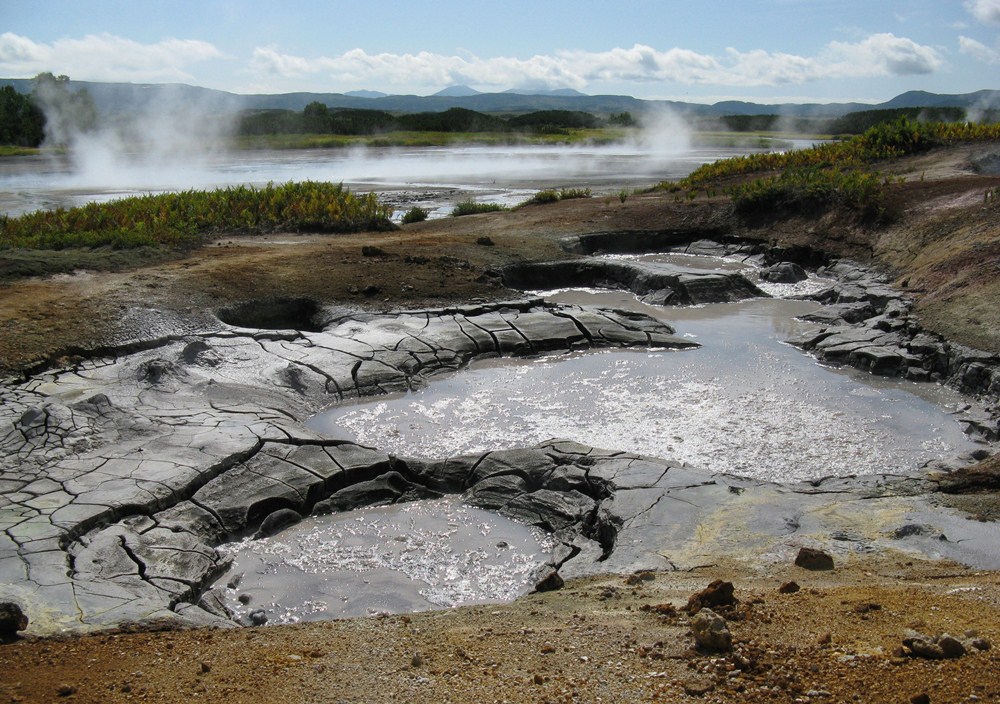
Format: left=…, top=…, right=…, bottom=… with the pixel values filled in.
left=2, top=78, right=998, bottom=119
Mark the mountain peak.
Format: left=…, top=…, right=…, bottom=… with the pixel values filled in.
left=432, top=85, right=481, bottom=97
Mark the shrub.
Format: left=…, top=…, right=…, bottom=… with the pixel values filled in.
left=401, top=206, right=429, bottom=224
left=451, top=200, right=509, bottom=217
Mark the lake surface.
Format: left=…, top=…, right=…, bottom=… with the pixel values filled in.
left=0, top=139, right=818, bottom=219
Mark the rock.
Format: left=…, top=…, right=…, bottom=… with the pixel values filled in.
left=910, top=694, right=931, bottom=704
left=532, top=566, right=565, bottom=592
left=57, top=685, right=77, bottom=697
left=690, top=608, right=733, bottom=652
left=794, top=547, right=834, bottom=571
left=778, top=581, right=800, bottom=594
left=682, top=675, right=715, bottom=696
left=903, top=636, right=945, bottom=659
left=361, top=246, right=387, bottom=257
left=760, top=262, right=808, bottom=283
left=249, top=609, right=268, bottom=626
left=686, top=579, right=737, bottom=613
left=254, top=508, right=303, bottom=539
left=476, top=236, right=495, bottom=246
left=936, top=634, right=967, bottom=658
left=0, top=602, right=28, bottom=638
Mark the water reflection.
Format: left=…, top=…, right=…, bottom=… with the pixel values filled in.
left=309, top=292, right=976, bottom=482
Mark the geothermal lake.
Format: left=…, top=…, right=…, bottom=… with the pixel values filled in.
left=0, top=138, right=818, bottom=219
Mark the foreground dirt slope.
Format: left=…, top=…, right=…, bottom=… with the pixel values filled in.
left=2, top=557, right=997, bottom=704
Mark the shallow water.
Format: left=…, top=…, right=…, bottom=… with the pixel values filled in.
left=218, top=496, right=555, bottom=624
left=309, top=282, right=976, bottom=483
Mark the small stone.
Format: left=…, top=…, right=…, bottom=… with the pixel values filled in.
left=540, top=644, right=556, bottom=654
left=778, top=581, right=800, bottom=594
left=249, top=609, right=268, bottom=626
left=476, top=236, right=495, bottom=246
left=533, top=673, right=545, bottom=685
left=682, top=675, right=715, bottom=696
left=794, top=547, right=835, bottom=571
left=0, top=602, right=29, bottom=637
left=533, top=568, right=564, bottom=593
left=970, top=637, right=991, bottom=651
left=686, top=580, right=737, bottom=613
left=903, top=636, right=945, bottom=659
left=411, top=652, right=423, bottom=668
left=817, top=632, right=832, bottom=645
left=690, top=608, right=733, bottom=652
left=936, top=634, right=966, bottom=659
left=57, top=685, right=76, bottom=697
left=910, top=694, right=930, bottom=704
left=200, top=662, right=211, bottom=674
left=238, top=594, right=252, bottom=605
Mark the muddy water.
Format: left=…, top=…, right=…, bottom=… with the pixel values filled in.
left=226, top=254, right=978, bottom=621
left=219, top=497, right=555, bottom=624
left=309, top=260, right=977, bottom=482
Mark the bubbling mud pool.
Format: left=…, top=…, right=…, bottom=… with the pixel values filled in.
left=308, top=256, right=979, bottom=482
left=223, top=253, right=980, bottom=623
left=219, top=497, right=555, bottom=624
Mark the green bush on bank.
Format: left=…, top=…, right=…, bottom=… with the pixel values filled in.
left=654, top=118, right=1000, bottom=220
left=451, top=200, right=509, bottom=216
left=0, top=181, right=396, bottom=251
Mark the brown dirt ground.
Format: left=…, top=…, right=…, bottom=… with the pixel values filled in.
left=1, top=556, right=998, bottom=704
left=1, top=144, right=999, bottom=703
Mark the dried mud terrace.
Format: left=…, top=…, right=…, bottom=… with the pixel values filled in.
left=1, top=144, right=1000, bottom=702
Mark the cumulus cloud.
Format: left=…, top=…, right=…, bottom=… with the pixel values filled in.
left=959, top=35, right=1000, bottom=63
left=0, top=32, right=224, bottom=82
left=965, top=0, right=1000, bottom=25
left=251, top=34, right=943, bottom=91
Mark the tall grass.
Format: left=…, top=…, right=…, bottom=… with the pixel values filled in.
left=451, top=200, right=509, bottom=217
left=0, top=182, right=396, bottom=250
left=654, top=118, right=1000, bottom=220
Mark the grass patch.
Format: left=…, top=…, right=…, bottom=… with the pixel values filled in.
left=520, top=187, right=592, bottom=207
left=0, top=181, right=396, bottom=251
left=0, top=145, right=41, bottom=157
left=451, top=200, right=509, bottom=217
left=653, top=118, right=1000, bottom=220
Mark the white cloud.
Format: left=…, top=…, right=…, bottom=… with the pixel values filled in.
left=250, top=34, right=942, bottom=91
left=965, top=0, right=1000, bottom=25
left=823, top=33, right=943, bottom=77
left=0, top=32, right=224, bottom=82
left=959, top=35, right=1000, bottom=63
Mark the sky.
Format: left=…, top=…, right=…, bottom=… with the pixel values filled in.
left=1, top=0, right=999, bottom=104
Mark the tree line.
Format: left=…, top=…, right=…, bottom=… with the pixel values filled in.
left=0, top=73, right=97, bottom=147
left=237, top=103, right=631, bottom=136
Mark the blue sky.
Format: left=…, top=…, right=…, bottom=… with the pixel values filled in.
left=2, top=0, right=999, bottom=103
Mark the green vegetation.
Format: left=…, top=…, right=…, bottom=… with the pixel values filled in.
left=826, top=107, right=993, bottom=135
left=521, top=187, right=592, bottom=206
left=451, top=200, right=509, bottom=217
left=238, top=104, right=629, bottom=141
left=401, top=206, right=429, bottom=224
left=655, top=118, right=1000, bottom=221
left=0, top=182, right=395, bottom=251
left=0, top=86, right=45, bottom=147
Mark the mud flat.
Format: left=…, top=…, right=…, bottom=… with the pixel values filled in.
left=2, top=243, right=998, bottom=637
